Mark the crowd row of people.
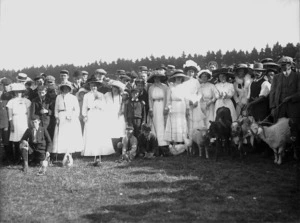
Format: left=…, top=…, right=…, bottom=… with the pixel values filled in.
left=0, top=56, right=299, bottom=172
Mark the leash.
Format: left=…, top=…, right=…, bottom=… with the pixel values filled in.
left=260, top=101, right=285, bottom=124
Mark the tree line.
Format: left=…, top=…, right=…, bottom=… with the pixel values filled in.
left=1, top=42, right=299, bottom=81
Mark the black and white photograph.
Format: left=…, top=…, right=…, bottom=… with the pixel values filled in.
left=0, top=0, right=299, bottom=222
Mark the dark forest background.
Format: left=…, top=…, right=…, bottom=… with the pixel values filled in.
left=1, top=42, right=299, bottom=81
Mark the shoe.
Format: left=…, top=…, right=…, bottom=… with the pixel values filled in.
left=93, top=160, right=101, bottom=167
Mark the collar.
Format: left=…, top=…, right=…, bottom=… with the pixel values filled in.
left=283, top=70, right=291, bottom=76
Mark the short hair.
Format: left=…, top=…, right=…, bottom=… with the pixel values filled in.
left=37, top=85, right=48, bottom=92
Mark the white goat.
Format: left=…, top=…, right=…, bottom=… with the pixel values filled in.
left=186, top=128, right=209, bottom=158
left=250, top=117, right=291, bottom=165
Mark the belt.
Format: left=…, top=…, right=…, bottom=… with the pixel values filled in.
left=171, top=99, right=182, bottom=102
left=153, top=98, right=163, bottom=102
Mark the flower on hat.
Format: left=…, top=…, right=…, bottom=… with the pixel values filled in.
left=183, top=60, right=200, bottom=72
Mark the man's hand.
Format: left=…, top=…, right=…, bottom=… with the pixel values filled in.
left=271, top=108, right=277, bottom=117
left=46, top=152, right=50, bottom=157
left=40, top=108, right=48, bottom=114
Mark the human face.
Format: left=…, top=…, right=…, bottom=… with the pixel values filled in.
left=175, top=76, right=182, bottom=84
left=266, top=71, right=275, bottom=83
left=126, top=130, right=133, bottom=138
left=187, top=69, right=195, bottom=77
left=61, top=86, right=70, bottom=94
left=140, top=72, right=148, bottom=81
left=154, top=76, right=161, bottom=83
left=89, top=82, right=98, bottom=92
left=38, top=89, right=47, bottom=98
left=82, top=75, right=88, bottom=82
left=237, top=69, right=245, bottom=78
left=48, top=89, right=57, bottom=99
left=112, top=86, right=119, bottom=95
left=200, top=73, right=208, bottom=83
left=35, top=79, right=44, bottom=86
left=281, top=63, right=292, bottom=72
left=218, top=74, right=226, bottom=83
left=60, top=74, right=69, bottom=82
left=32, top=119, right=40, bottom=129
left=143, top=130, right=150, bottom=138
left=136, top=82, right=144, bottom=91
left=253, top=70, right=263, bottom=78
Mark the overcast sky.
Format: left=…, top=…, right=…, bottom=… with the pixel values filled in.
left=0, top=0, right=299, bottom=70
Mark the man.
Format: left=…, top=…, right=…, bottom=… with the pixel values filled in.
left=30, top=86, right=52, bottom=129
left=28, top=75, right=45, bottom=101
left=138, top=66, right=148, bottom=83
left=20, top=117, right=52, bottom=173
left=137, top=123, right=158, bottom=158
left=59, top=70, right=71, bottom=84
left=246, top=63, right=271, bottom=122
left=119, top=126, right=138, bottom=162
left=81, top=71, right=89, bottom=86
left=270, top=56, right=300, bottom=150
left=45, top=75, right=56, bottom=87
left=72, top=70, right=82, bottom=95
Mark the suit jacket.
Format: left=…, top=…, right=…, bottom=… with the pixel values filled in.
left=31, top=96, right=52, bottom=128
left=269, top=71, right=300, bottom=119
left=21, top=126, right=52, bottom=152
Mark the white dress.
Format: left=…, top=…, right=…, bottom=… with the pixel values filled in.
left=164, top=84, right=188, bottom=143
left=52, top=93, right=83, bottom=154
left=82, top=91, right=115, bottom=156
left=6, top=97, right=31, bottom=142
left=104, top=92, right=126, bottom=139
left=199, top=82, right=218, bottom=128
left=233, top=74, right=252, bottom=116
left=214, top=82, right=237, bottom=121
left=148, top=84, right=168, bottom=146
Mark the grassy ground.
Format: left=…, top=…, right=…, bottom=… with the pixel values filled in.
left=0, top=149, right=299, bottom=223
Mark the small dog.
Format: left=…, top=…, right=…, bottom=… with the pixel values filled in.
left=62, top=153, right=73, bottom=167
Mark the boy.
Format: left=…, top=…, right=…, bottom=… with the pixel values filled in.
left=118, top=126, right=137, bottom=162
left=20, top=117, right=52, bottom=173
left=137, top=123, right=158, bottom=158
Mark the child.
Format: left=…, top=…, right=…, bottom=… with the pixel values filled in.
left=118, top=126, right=137, bottom=162
left=137, top=123, right=158, bottom=158
left=20, top=117, right=52, bottom=173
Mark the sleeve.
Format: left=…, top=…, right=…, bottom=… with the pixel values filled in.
left=148, top=86, right=154, bottom=111
left=227, top=83, right=235, bottom=98
left=25, top=98, right=31, bottom=109
left=6, top=99, right=13, bottom=121
left=122, top=137, right=128, bottom=155
left=73, top=95, right=80, bottom=117
left=269, top=76, right=277, bottom=108
left=30, top=101, right=38, bottom=120
left=247, top=82, right=252, bottom=100
left=54, top=96, right=59, bottom=119
left=82, top=94, right=88, bottom=117
left=214, top=84, right=221, bottom=99
left=259, top=81, right=271, bottom=97
left=44, top=128, right=52, bottom=152
left=21, top=128, right=31, bottom=141
left=166, top=86, right=171, bottom=110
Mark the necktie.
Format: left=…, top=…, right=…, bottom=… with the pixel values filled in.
left=33, top=128, right=37, bottom=143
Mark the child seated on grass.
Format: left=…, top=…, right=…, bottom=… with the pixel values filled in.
left=117, top=126, right=137, bottom=162
left=137, top=123, right=158, bottom=158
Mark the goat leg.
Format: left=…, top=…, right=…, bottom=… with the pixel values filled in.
left=277, top=147, right=284, bottom=165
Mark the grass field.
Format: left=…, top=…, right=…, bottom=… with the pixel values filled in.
left=0, top=150, right=299, bottom=223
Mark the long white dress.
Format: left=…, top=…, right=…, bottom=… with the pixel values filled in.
left=199, top=82, right=218, bottom=128
left=6, top=97, right=31, bottom=142
left=52, top=93, right=83, bottom=154
left=214, top=82, right=237, bottom=121
left=148, top=83, right=169, bottom=146
left=82, top=91, right=115, bottom=156
left=164, top=83, right=188, bottom=143
left=104, top=92, right=126, bottom=139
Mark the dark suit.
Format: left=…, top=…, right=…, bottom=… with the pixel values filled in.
left=21, top=126, right=52, bottom=162
left=30, top=96, right=52, bottom=128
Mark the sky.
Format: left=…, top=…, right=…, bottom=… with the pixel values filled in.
left=0, top=0, right=299, bottom=70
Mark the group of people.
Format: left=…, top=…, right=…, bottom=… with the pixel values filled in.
left=0, top=56, right=299, bottom=173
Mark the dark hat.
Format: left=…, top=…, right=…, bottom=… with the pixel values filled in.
left=141, top=123, right=151, bottom=132
left=156, top=64, right=167, bottom=71
left=266, top=68, right=279, bottom=74
left=147, top=71, right=168, bottom=83
left=60, top=70, right=69, bottom=75
left=139, top=66, right=148, bottom=72
left=16, top=73, right=28, bottom=82
left=119, top=75, right=131, bottom=81
left=126, top=125, right=134, bottom=131
left=260, top=58, right=273, bottom=64
left=81, top=70, right=89, bottom=75
left=86, top=76, right=102, bottom=84
left=212, top=67, right=235, bottom=79
left=167, top=65, right=176, bottom=70
left=0, top=78, right=12, bottom=86
left=263, top=62, right=280, bottom=72
left=252, top=63, right=266, bottom=71
left=59, top=82, right=73, bottom=91
left=168, top=69, right=189, bottom=82
left=73, top=70, right=82, bottom=78
left=197, top=69, right=212, bottom=79
left=95, top=69, right=107, bottom=75
left=234, top=63, right=250, bottom=74
left=116, top=70, right=126, bottom=75
left=34, top=75, right=45, bottom=81
left=128, top=71, right=138, bottom=79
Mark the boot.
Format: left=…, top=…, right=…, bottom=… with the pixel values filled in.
left=21, top=148, right=28, bottom=173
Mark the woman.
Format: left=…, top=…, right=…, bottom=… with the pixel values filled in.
left=82, top=77, right=114, bottom=164
left=105, top=80, right=126, bottom=152
left=164, top=69, right=189, bottom=144
left=6, top=83, right=31, bottom=163
left=52, top=82, right=83, bottom=157
left=198, top=70, right=218, bottom=128
left=214, top=68, right=237, bottom=121
left=148, top=71, right=170, bottom=155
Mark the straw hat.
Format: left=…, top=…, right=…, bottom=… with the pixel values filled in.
left=109, top=80, right=126, bottom=91
left=252, top=63, right=266, bottom=71
left=10, top=83, right=26, bottom=91
left=16, top=73, right=28, bottom=82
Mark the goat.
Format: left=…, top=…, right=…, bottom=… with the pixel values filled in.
left=249, top=117, right=291, bottom=165
left=62, top=153, right=74, bottom=167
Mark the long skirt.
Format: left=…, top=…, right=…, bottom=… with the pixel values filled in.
left=52, top=112, right=83, bottom=154
left=150, top=100, right=168, bottom=146
left=214, top=98, right=237, bottom=122
left=82, top=109, right=115, bottom=156
left=164, top=100, right=188, bottom=143
left=188, top=104, right=206, bottom=138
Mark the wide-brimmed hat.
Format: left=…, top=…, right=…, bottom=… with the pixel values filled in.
left=197, top=69, right=212, bottom=79
left=87, top=76, right=102, bottom=85
left=252, top=63, right=266, bottom=71
left=10, top=83, right=26, bottom=91
left=212, top=67, right=235, bottom=79
left=234, top=63, right=250, bottom=74
left=263, top=62, right=280, bottom=72
left=207, top=61, right=219, bottom=70
left=183, top=60, right=200, bottom=73
left=147, top=71, right=168, bottom=83
left=0, top=77, right=12, bottom=86
left=109, top=80, right=126, bottom=91
left=16, top=73, right=28, bottom=82
left=168, top=69, right=189, bottom=82
left=59, top=82, right=73, bottom=92
left=260, top=58, right=273, bottom=64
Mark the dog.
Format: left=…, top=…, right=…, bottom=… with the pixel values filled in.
left=62, top=153, right=73, bottom=167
